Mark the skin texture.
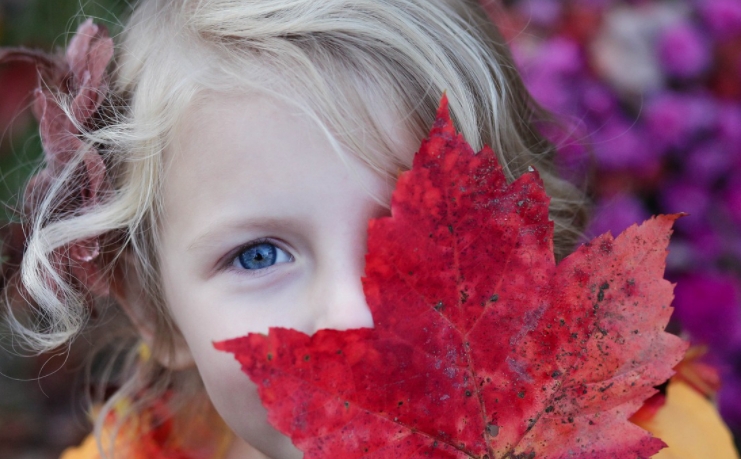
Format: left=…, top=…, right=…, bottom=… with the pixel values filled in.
left=156, top=92, right=415, bottom=458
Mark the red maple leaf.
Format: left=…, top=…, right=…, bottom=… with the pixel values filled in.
left=215, top=95, right=687, bottom=459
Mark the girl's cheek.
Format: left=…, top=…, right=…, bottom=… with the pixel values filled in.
left=196, top=349, right=287, bottom=451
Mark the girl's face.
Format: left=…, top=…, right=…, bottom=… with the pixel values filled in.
left=157, top=92, right=414, bottom=458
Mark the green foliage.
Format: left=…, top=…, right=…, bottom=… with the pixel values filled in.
left=0, top=126, right=42, bottom=222
left=1, top=0, right=129, bottom=47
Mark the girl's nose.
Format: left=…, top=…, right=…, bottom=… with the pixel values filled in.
left=307, top=255, right=374, bottom=334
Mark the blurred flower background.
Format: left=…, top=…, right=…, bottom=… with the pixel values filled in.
left=0, top=0, right=739, bottom=457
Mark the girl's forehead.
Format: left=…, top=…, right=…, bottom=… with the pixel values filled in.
left=169, top=83, right=418, bottom=179
left=164, top=91, right=397, bottom=206
left=158, top=91, right=397, bottom=252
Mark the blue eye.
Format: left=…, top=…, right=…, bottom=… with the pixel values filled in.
left=234, top=241, right=292, bottom=270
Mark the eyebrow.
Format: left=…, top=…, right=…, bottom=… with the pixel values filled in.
left=186, top=216, right=305, bottom=252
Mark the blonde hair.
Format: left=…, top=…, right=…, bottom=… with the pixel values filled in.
left=5, top=0, right=587, bottom=454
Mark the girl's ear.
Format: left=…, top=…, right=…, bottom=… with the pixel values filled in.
left=110, top=251, right=196, bottom=371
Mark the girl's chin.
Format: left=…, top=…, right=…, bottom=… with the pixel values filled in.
left=204, top=377, right=300, bottom=459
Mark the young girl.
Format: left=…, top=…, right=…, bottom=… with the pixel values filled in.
left=0, top=1, right=736, bottom=458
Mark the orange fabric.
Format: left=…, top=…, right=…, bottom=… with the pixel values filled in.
left=59, top=400, right=233, bottom=459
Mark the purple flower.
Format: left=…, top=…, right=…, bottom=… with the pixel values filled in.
left=718, top=103, right=741, bottom=156
left=673, top=273, right=741, bottom=354
left=643, top=92, right=717, bottom=150
left=657, top=21, right=712, bottom=79
left=666, top=239, right=696, bottom=272
left=659, top=181, right=711, bottom=220
left=586, top=194, right=649, bottom=238
left=724, top=182, right=741, bottom=226
left=590, top=116, right=657, bottom=170
left=580, top=80, right=619, bottom=120
left=515, top=0, right=563, bottom=28
left=718, top=369, right=741, bottom=433
left=685, top=141, right=732, bottom=186
left=538, top=120, right=591, bottom=183
left=686, top=224, right=724, bottom=265
left=698, top=0, right=741, bottom=41
left=520, top=38, right=585, bottom=115
left=659, top=180, right=715, bottom=237
left=674, top=273, right=741, bottom=433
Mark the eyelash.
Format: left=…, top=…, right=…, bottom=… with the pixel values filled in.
left=225, top=238, right=293, bottom=277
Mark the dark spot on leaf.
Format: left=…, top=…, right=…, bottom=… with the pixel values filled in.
left=597, top=282, right=609, bottom=302
left=267, top=353, right=273, bottom=361
left=518, top=391, right=525, bottom=398
left=545, top=405, right=554, bottom=413
left=344, top=401, right=350, bottom=409
left=434, top=301, right=444, bottom=311
left=303, top=355, right=310, bottom=361
left=448, top=224, right=454, bottom=234
left=398, top=401, right=404, bottom=406
left=551, top=370, right=562, bottom=378
left=490, top=294, right=499, bottom=302
left=465, top=390, right=472, bottom=397
left=486, top=424, right=499, bottom=437
left=599, top=383, right=614, bottom=392
left=460, top=289, right=469, bottom=303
